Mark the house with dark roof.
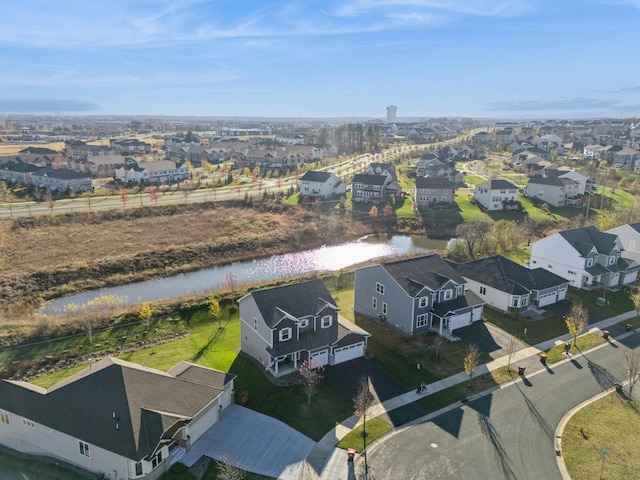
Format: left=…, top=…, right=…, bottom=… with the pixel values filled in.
left=0, top=357, right=235, bottom=479
left=351, top=173, right=393, bottom=205
left=354, top=254, right=484, bottom=337
left=414, top=177, right=456, bottom=208
left=607, top=222, right=640, bottom=264
left=473, top=178, right=520, bottom=211
left=524, top=176, right=582, bottom=207
left=447, top=255, right=569, bottom=313
left=30, top=167, right=93, bottom=193
left=239, top=279, right=370, bottom=377
left=0, top=160, right=42, bottom=184
left=299, top=170, right=345, bottom=199
left=530, top=226, right=639, bottom=290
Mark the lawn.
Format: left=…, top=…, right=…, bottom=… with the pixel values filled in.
left=562, top=393, right=640, bottom=480
left=336, top=417, right=392, bottom=453
left=542, top=332, right=606, bottom=363
left=161, top=462, right=275, bottom=480
left=483, top=308, right=567, bottom=346
left=461, top=172, right=485, bottom=185
left=454, top=194, right=487, bottom=221
left=0, top=447, right=92, bottom=480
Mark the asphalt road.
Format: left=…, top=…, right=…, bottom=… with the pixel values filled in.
left=365, top=333, right=640, bottom=480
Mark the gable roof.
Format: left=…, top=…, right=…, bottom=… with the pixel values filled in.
left=352, top=173, right=387, bottom=186
left=248, top=279, right=337, bottom=328
left=527, top=176, right=578, bottom=187
left=300, top=170, right=333, bottom=183
left=379, top=254, right=466, bottom=294
left=558, top=225, right=618, bottom=256
left=478, top=178, right=518, bottom=191
left=448, top=255, right=568, bottom=294
left=416, top=177, right=456, bottom=189
left=0, top=358, right=233, bottom=461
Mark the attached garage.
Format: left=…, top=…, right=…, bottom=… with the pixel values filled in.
left=333, top=342, right=365, bottom=365
left=622, top=271, right=638, bottom=285
left=537, top=291, right=558, bottom=307
left=310, top=349, right=328, bottom=366
left=449, top=312, right=472, bottom=331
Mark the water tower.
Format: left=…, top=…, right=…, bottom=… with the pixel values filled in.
left=386, top=105, right=397, bottom=123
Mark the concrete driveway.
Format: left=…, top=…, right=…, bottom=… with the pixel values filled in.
left=455, top=321, right=527, bottom=359
left=179, top=405, right=315, bottom=480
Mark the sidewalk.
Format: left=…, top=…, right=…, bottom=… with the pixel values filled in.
left=303, top=310, right=637, bottom=480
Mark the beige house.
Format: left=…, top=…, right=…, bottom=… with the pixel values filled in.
left=0, top=357, right=235, bottom=480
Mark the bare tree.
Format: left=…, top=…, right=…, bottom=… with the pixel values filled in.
left=430, top=335, right=445, bottom=360
left=623, top=349, right=640, bottom=400
left=565, top=302, right=589, bottom=346
left=455, top=220, right=492, bottom=259
left=464, top=344, right=481, bottom=388
left=629, top=288, right=640, bottom=319
left=506, top=335, right=519, bottom=373
left=299, top=359, right=325, bottom=407
left=354, top=376, right=375, bottom=479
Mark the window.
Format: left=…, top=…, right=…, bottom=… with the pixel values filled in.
left=135, top=462, right=143, bottom=476
left=279, top=327, right=292, bottom=341
left=609, top=256, right=615, bottom=265
left=443, top=290, right=453, bottom=301
left=479, top=286, right=486, bottom=295
left=376, top=283, right=385, bottom=294
left=372, top=297, right=377, bottom=309
left=586, top=258, right=594, bottom=267
left=151, top=451, right=163, bottom=469
left=419, top=297, right=428, bottom=308
left=512, top=298, right=519, bottom=307
left=253, top=318, right=258, bottom=331
left=0, top=411, right=9, bottom=425
left=79, top=441, right=90, bottom=458
left=321, top=315, right=332, bottom=328
left=23, top=418, right=35, bottom=429
left=382, top=303, right=388, bottom=315
left=416, top=314, right=429, bottom=328
left=299, top=319, right=308, bottom=328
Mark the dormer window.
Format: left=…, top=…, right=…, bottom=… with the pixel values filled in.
left=299, top=319, right=309, bottom=328
left=321, top=315, right=332, bottom=328
left=608, top=256, right=615, bottom=265
left=419, top=297, right=428, bottom=308
left=443, top=290, right=453, bottom=301
left=586, top=258, right=594, bottom=267
left=279, top=327, right=292, bottom=341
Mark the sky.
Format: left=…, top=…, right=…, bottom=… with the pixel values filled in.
left=0, top=0, right=639, bottom=119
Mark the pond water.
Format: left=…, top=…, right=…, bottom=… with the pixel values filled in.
left=40, top=235, right=449, bottom=315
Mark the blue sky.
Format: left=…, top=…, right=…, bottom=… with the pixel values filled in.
left=1, top=0, right=639, bottom=119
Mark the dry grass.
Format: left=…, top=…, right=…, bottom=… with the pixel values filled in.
left=0, top=142, right=66, bottom=155
left=0, top=203, right=374, bottom=322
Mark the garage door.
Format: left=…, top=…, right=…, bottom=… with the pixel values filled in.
left=310, top=350, right=328, bottom=366
left=537, top=291, right=558, bottom=307
left=449, top=312, right=472, bottom=331
left=333, top=343, right=365, bottom=365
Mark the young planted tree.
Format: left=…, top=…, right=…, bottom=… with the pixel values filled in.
left=565, top=302, right=589, bottom=346
left=209, top=296, right=222, bottom=329
left=119, top=187, right=129, bottom=207
left=216, top=456, right=246, bottom=480
left=629, top=288, right=640, bottom=319
left=354, top=376, right=375, bottom=477
left=622, top=349, right=640, bottom=400
left=506, top=335, right=519, bottom=373
left=299, top=359, right=325, bottom=407
left=139, top=302, right=152, bottom=330
left=430, top=335, right=445, bottom=360
left=464, top=344, right=481, bottom=389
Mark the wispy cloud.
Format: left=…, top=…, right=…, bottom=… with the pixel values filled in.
left=0, top=99, right=100, bottom=113
left=487, top=97, right=640, bottom=114
left=331, top=0, right=537, bottom=18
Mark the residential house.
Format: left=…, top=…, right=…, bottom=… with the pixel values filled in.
left=607, top=222, right=640, bottom=264
left=414, top=177, right=456, bottom=208
left=299, top=171, right=346, bottom=199
left=447, top=255, right=569, bottom=313
left=0, top=160, right=41, bottom=185
left=612, top=148, right=640, bottom=168
left=115, top=160, right=189, bottom=184
left=239, top=279, right=370, bottom=377
left=66, top=141, right=116, bottom=159
left=30, top=167, right=93, bottom=193
left=495, top=128, right=515, bottom=145
left=473, top=178, right=520, bottom=211
left=472, top=131, right=490, bottom=144
left=77, top=154, right=127, bottom=178
left=529, top=225, right=639, bottom=290
left=110, top=138, right=152, bottom=154
left=414, top=156, right=462, bottom=183
left=0, top=357, right=235, bottom=480
left=366, top=163, right=397, bottom=182
left=524, top=176, right=582, bottom=207
left=583, top=144, right=605, bottom=159
left=547, top=167, right=590, bottom=195
left=353, top=254, right=484, bottom=337
left=351, top=173, right=391, bottom=205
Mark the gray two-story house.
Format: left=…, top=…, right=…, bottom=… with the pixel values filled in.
left=239, top=280, right=370, bottom=377
left=354, top=254, right=484, bottom=337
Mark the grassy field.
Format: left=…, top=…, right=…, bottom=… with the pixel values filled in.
left=563, top=393, right=640, bottom=480
left=0, top=142, right=66, bottom=155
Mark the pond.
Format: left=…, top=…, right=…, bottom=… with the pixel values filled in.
left=40, top=235, right=449, bottom=315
